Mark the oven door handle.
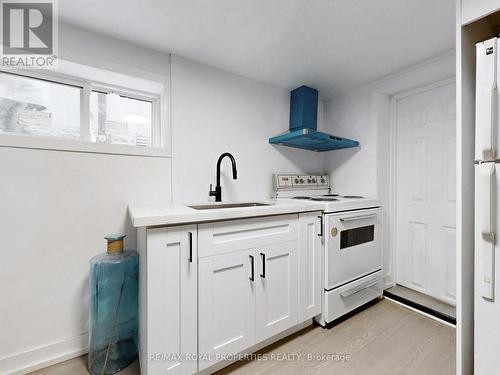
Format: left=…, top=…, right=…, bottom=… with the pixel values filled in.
left=339, top=213, right=378, bottom=222
left=340, top=279, right=379, bottom=298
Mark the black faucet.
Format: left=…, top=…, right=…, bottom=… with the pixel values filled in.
left=209, top=152, right=238, bottom=202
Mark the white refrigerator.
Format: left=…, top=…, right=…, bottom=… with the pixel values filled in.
left=475, top=37, right=500, bottom=374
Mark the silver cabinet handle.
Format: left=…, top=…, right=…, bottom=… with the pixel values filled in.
left=340, top=279, right=378, bottom=298
left=339, top=213, right=377, bottom=222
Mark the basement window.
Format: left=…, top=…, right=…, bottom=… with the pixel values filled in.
left=0, top=72, right=81, bottom=139
left=90, top=90, right=153, bottom=147
left=0, top=70, right=166, bottom=157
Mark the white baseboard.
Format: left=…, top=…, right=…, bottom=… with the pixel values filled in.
left=0, top=332, right=89, bottom=375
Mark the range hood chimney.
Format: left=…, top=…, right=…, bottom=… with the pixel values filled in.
left=269, top=85, right=359, bottom=152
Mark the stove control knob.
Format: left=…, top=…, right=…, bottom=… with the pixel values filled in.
left=299, top=178, right=304, bottom=184
left=311, top=178, right=316, bottom=183
left=307, top=178, right=312, bottom=183
left=294, top=178, right=299, bottom=184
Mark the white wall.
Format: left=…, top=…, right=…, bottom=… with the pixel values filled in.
left=59, top=24, right=170, bottom=78
left=323, top=52, right=456, bottom=286
left=324, top=88, right=377, bottom=196
left=0, top=150, right=171, bottom=374
left=0, top=25, right=173, bottom=374
left=171, top=55, right=323, bottom=203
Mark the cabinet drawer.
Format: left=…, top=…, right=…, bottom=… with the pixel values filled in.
left=198, top=214, right=298, bottom=258
left=323, top=270, right=383, bottom=323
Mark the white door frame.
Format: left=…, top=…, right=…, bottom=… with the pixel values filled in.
left=388, top=76, right=456, bottom=288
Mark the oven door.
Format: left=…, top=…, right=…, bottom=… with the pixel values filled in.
left=324, top=208, right=382, bottom=290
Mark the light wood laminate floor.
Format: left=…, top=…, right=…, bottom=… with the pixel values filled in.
left=31, top=299, right=455, bottom=375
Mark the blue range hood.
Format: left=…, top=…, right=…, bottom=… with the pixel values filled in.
left=269, top=85, right=359, bottom=152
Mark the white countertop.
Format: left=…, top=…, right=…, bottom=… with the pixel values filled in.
left=128, top=199, right=325, bottom=227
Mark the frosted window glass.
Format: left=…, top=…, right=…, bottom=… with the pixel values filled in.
left=0, top=73, right=81, bottom=139
left=90, top=91, right=152, bottom=147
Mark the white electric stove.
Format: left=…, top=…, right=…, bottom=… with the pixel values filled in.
left=273, top=173, right=384, bottom=326
left=272, top=173, right=381, bottom=210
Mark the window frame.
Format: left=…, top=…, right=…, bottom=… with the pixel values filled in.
left=0, top=68, right=169, bottom=158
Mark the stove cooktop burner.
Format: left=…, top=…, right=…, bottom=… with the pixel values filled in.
left=311, top=197, right=339, bottom=201
left=292, top=195, right=363, bottom=201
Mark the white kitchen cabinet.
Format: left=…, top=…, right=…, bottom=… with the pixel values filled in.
left=462, top=0, right=500, bottom=25
left=198, top=215, right=302, bottom=371
left=255, top=241, right=298, bottom=342
left=198, top=249, right=256, bottom=371
left=138, top=225, right=197, bottom=375
left=297, top=212, right=322, bottom=322
left=198, top=240, right=299, bottom=370
left=138, top=212, right=322, bottom=374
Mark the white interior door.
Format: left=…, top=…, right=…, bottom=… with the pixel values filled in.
left=395, top=81, right=456, bottom=305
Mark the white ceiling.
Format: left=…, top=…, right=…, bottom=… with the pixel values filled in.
left=59, top=0, right=455, bottom=98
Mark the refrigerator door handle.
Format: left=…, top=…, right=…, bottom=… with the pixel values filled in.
left=481, top=163, right=495, bottom=237
left=481, top=163, right=496, bottom=300
left=483, top=239, right=496, bottom=301
left=483, top=83, right=496, bottom=161
left=477, top=38, right=497, bottom=161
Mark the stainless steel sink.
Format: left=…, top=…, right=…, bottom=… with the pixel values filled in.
left=189, top=202, right=271, bottom=210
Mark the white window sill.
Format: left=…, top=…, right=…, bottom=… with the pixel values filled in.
left=0, top=133, right=171, bottom=158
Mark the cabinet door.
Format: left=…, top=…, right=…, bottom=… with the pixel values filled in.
left=256, top=241, right=298, bottom=342
left=298, top=212, right=322, bottom=322
left=199, top=250, right=256, bottom=370
left=146, top=226, right=197, bottom=375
